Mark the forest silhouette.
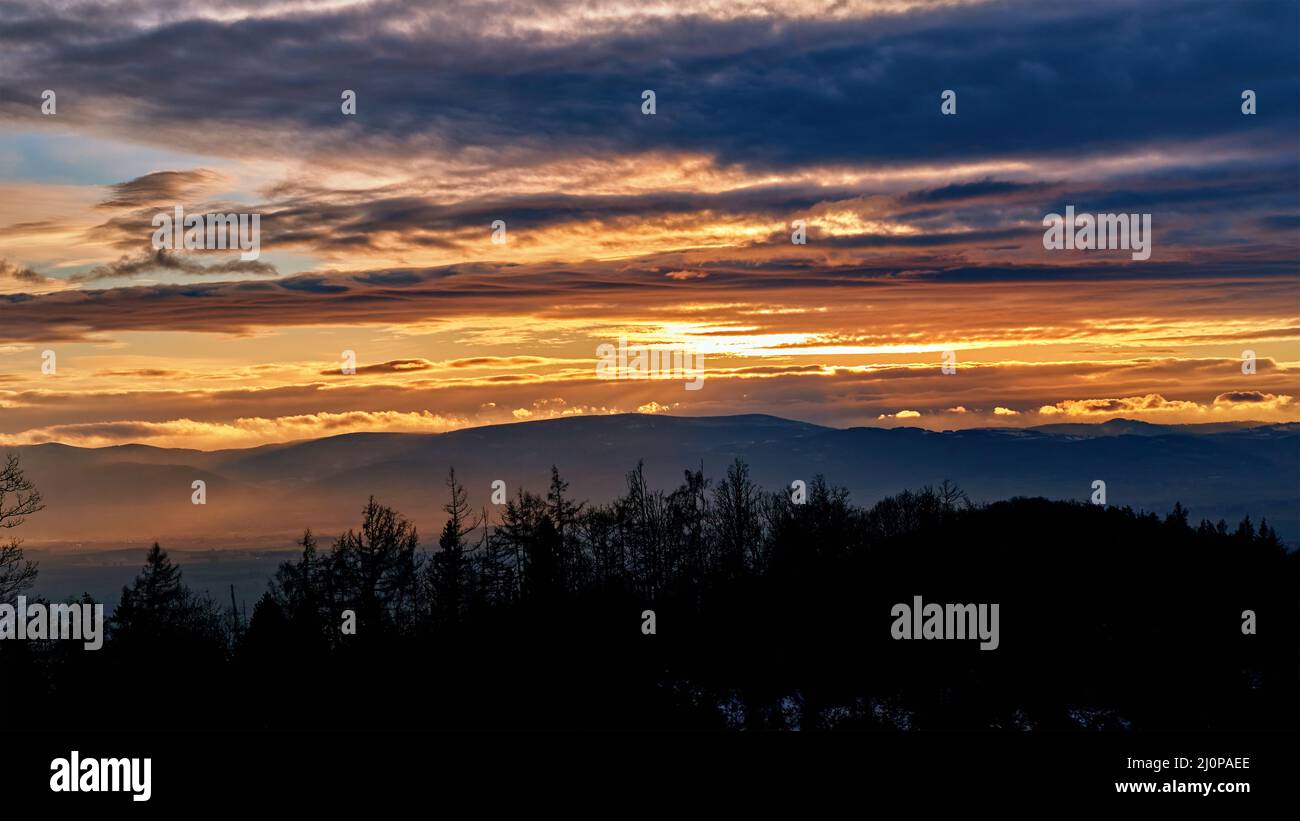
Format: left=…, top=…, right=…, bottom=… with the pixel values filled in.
left=1, top=455, right=1295, bottom=732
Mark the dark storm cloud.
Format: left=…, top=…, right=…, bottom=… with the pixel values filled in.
left=0, top=259, right=51, bottom=283
left=255, top=185, right=849, bottom=252
left=1258, top=215, right=1300, bottom=231
left=97, top=169, right=222, bottom=209
left=77, top=153, right=1298, bottom=274
left=277, top=275, right=349, bottom=294
left=1, top=253, right=1296, bottom=344
left=1, top=0, right=1296, bottom=171
left=1042, top=166, right=1300, bottom=215
left=319, top=358, right=435, bottom=375
left=70, top=249, right=277, bottom=282
left=818, top=228, right=1030, bottom=249
left=1214, top=391, right=1282, bottom=404
left=903, top=180, right=1047, bottom=204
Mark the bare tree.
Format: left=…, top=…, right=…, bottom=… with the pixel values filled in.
left=936, top=478, right=970, bottom=511
left=0, top=453, right=44, bottom=599
left=712, top=459, right=763, bottom=578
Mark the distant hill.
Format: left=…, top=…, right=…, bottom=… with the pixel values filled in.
left=10, top=414, right=1298, bottom=548
left=1029, top=418, right=1300, bottom=437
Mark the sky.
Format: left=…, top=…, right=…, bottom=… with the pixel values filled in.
left=0, top=0, right=1297, bottom=450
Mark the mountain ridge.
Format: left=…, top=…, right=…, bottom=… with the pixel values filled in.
left=8, top=413, right=1297, bottom=548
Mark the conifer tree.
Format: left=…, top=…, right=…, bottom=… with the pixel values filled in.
left=428, top=469, right=477, bottom=625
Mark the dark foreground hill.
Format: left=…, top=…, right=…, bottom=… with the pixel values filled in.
left=3, top=479, right=1295, bottom=732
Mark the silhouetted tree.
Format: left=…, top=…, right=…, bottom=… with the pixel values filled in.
left=498, top=488, right=548, bottom=600
left=711, top=459, right=763, bottom=578
left=470, top=507, right=513, bottom=610
left=666, top=466, right=710, bottom=588
left=110, top=543, right=224, bottom=647
left=619, top=461, right=670, bottom=597
left=1164, top=501, right=1190, bottom=530
left=326, top=497, right=420, bottom=635
left=545, top=466, right=584, bottom=591
left=0, top=453, right=43, bottom=600
left=271, top=529, right=330, bottom=648
left=12, top=456, right=1297, bottom=735
left=427, top=468, right=477, bottom=626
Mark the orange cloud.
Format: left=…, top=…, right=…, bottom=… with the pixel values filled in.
left=1038, top=394, right=1202, bottom=416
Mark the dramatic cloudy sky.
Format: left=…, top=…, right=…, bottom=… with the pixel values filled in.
left=0, top=0, right=1297, bottom=449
